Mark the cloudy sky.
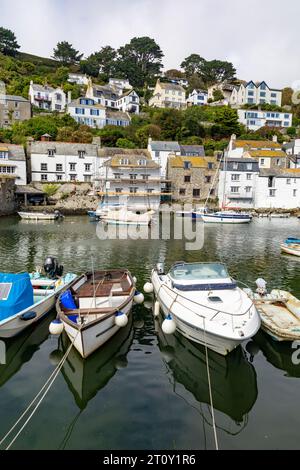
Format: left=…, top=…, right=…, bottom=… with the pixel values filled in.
left=1, top=0, right=299, bottom=88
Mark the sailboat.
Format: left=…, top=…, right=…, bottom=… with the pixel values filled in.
left=201, top=152, right=252, bottom=224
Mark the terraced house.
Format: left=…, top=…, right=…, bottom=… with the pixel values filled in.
left=149, top=79, right=186, bottom=110
left=29, top=141, right=101, bottom=183
left=0, top=95, right=31, bottom=128
left=96, top=149, right=162, bottom=210
left=0, top=144, right=27, bottom=185
left=167, top=155, right=218, bottom=203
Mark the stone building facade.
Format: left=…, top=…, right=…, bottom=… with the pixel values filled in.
left=0, top=177, right=16, bottom=215
left=167, top=155, right=218, bottom=203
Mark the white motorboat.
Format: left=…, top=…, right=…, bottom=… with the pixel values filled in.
left=270, top=213, right=290, bottom=218
left=151, top=262, right=260, bottom=356
left=56, top=269, right=137, bottom=358
left=18, top=211, right=63, bottom=221
left=0, top=257, right=77, bottom=338
left=202, top=211, right=252, bottom=224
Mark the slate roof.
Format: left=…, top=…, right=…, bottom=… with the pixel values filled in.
left=180, top=145, right=205, bottom=156
left=29, top=141, right=99, bottom=156
left=0, top=144, right=26, bottom=161
left=149, top=141, right=181, bottom=152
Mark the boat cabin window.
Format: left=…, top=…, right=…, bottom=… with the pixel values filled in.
left=0, top=283, right=12, bottom=300
left=170, top=263, right=230, bottom=281
left=208, top=296, right=223, bottom=303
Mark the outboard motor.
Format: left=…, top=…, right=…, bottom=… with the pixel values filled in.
left=44, top=257, right=64, bottom=279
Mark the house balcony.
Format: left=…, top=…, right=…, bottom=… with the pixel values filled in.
left=103, top=178, right=163, bottom=184
left=34, top=95, right=51, bottom=102
left=228, top=192, right=253, bottom=199
left=97, top=191, right=172, bottom=197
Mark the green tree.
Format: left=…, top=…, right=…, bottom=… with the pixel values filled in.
left=164, top=69, right=184, bottom=79
left=116, top=138, right=136, bottom=149
left=212, top=89, right=224, bottom=102
left=80, top=46, right=117, bottom=79
left=199, top=60, right=236, bottom=85
left=97, top=126, right=127, bottom=147
left=0, top=27, right=20, bottom=56
left=52, top=41, right=83, bottom=65
left=181, top=54, right=204, bottom=77
left=282, top=87, right=293, bottom=106
left=152, top=108, right=182, bottom=140
left=136, top=124, right=161, bottom=147
left=116, top=37, right=164, bottom=87
left=213, top=107, right=240, bottom=137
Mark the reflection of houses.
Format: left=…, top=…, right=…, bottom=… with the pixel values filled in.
left=0, top=95, right=31, bottom=128
left=28, top=82, right=66, bottom=112
left=0, top=144, right=27, bottom=185
left=29, top=141, right=101, bottom=183
left=167, top=155, right=218, bottom=203
left=149, top=79, right=186, bottom=110
left=96, top=148, right=163, bottom=209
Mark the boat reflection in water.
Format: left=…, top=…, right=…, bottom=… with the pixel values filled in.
left=58, top=315, right=134, bottom=410
left=156, top=319, right=258, bottom=432
left=0, top=315, right=51, bottom=388
left=250, top=331, right=300, bottom=378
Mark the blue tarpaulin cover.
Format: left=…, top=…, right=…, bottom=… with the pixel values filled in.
left=0, top=272, right=34, bottom=322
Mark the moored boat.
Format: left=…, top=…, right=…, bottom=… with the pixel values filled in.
left=56, top=269, right=137, bottom=358
left=18, top=211, right=63, bottom=221
left=151, top=262, right=260, bottom=355
left=201, top=211, right=252, bottom=224
left=101, top=207, right=155, bottom=226
left=249, top=289, right=300, bottom=341
left=281, top=243, right=300, bottom=257
left=0, top=257, right=77, bottom=338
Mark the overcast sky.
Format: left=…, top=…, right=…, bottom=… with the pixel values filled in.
left=1, top=0, right=299, bottom=88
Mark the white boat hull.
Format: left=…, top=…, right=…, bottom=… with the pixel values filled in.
left=281, top=244, right=300, bottom=257
left=18, top=212, right=58, bottom=220
left=202, top=214, right=251, bottom=224
left=151, top=269, right=260, bottom=356
left=0, top=275, right=77, bottom=338
left=62, top=300, right=133, bottom=358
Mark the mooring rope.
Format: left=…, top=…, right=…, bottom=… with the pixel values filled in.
left=0, top=326, right=82, bottom=450
left=203, top=318, right=219, bottom=450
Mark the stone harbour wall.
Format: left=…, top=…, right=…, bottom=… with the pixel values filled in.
left=0, top=178, right=16, bottom=215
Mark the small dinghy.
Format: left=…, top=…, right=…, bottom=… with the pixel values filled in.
left=0, top=257, right=77, bottom=338
left=151, top=262, right=260, bottom=356
left=249, top=287, right=300, bottom=341
left=281, top=243, right=300, bottom=257
left=56, top=269, right=137, bottom=358
left=18, top=211, right=63, bottom=221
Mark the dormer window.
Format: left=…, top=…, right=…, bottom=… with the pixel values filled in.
left=120, top=158, right=129, bottom=165
left=48, top=149, right=56, bottom=157
left=138, top=159, right=147, bottom=166
left=0, top=151, right=8, bottom=159
left=78, top=150, right=86, bottom=158
left=184, top=161, right=191, bottom=169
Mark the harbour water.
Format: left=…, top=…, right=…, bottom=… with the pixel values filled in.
left=0, top=215, right=300, bottom=450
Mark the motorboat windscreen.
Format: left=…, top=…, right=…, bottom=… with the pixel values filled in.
left=169, top=263, right=236, bottom=290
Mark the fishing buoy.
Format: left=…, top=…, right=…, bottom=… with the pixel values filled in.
left=154, top=301, right=160, bottom=317
left=162, top=315, right=176, bottom=335
left=49, top=319, right=64, bottom=335
left=133, top=291, right=144, bottom=304
left=143, top=282, right=154, bottom=294
left=49, top=349, right=64, bottom=366
left=133, top=276, right=137, bottom=284
left=246, top=341, right=260, bottom=362
left=115, top=311, right=128, bottom=327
